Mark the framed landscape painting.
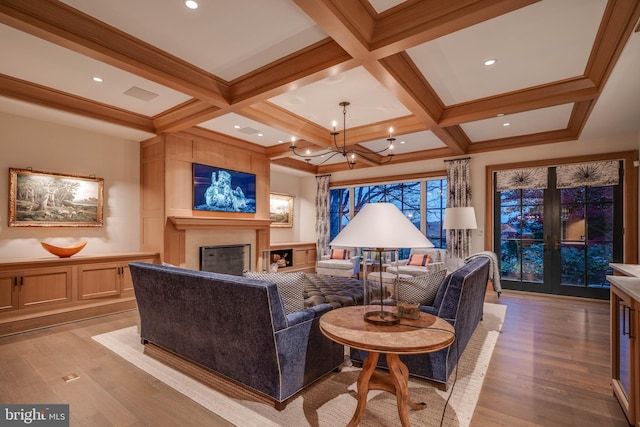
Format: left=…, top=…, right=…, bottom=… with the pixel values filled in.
left=9, top=168, right=104, bottom=227
left=269, top=193, right=294, bottom=228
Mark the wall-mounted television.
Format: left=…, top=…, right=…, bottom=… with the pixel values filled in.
left=193, top=163, right=256, bottom=213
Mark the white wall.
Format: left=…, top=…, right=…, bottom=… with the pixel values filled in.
left=269, top=168, right=316, bottom=244
left=274, top=132, right=640, bottom=254
left=0, top=113, right=141, bottom=260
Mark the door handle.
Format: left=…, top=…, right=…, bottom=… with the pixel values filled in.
left=623, top=305, right=628, bottom=336
left=629, top=307, right=636, bottom=339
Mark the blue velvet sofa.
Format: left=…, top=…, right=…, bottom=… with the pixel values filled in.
left=350, top=256, right=491, bottom=390
left=129, top=262, right=345, bottom=408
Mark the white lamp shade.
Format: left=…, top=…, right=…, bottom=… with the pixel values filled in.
left=329, top=202, right=433, bottom=249
left=442, top=207, right=477, bottom=230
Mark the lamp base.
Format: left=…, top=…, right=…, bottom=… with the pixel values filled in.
left=364, top=310, right=400, bottom=326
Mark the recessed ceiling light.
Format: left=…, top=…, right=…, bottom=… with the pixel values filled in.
left=234, top=125, right=240, bottom=129
left=400, top=140, right=406, bottom=144
left=503, top=122, right=511, bottom=127
left=257, top=133, right=263, bottom=137
left=484, top=59, right=497, bottom=66
left=185, top=1, right=198, bottom=10
left=92, top=76, right=103, bottom=82
left=497, top=113, right=504, bottom=117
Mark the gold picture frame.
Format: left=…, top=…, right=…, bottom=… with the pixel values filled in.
left=9, top=168, right=104, bottom=227
left=269, top=193, right=294, bottom=228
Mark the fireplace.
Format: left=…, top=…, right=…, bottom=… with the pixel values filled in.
left=200, top=244, right=251, bottom=276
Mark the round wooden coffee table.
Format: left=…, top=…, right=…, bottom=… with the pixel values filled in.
left=320, top=305, right=455, bottom=427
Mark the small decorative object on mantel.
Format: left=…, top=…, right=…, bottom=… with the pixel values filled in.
left=41, top=240, right=87, bottom=258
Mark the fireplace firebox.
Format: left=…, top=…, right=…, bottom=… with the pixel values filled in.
left=200, top=244, right=251, bottom=276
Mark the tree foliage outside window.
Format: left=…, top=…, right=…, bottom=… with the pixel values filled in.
left=329, top=179, right=446, bottom=258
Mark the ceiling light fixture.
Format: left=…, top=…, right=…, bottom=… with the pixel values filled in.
left=484, top=59, right=497, bottom=66
left=503, top=122, right=511, bottom=127
left=289, top=101, right=395, bottom=169
left=92, top=76, right=103, bottom=82
left=185, top=1, right=198, bottom=9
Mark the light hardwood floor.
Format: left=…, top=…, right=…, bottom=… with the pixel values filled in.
left=0, top=291, right=629, bottom=426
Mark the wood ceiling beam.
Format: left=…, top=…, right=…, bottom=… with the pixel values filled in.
left=0, top=0, right=229, bottom=106
left=292, top=0, right=375, bottom=58
left=0, top=74, right=155, bottom=133
left=439, top=77, right=599, bottom=126
left=585, top=0, right=640, bottom=88
left=270, top=157, right=319, bottom=174
left=370, top=0, right=541, bottom=57
left=369, top=54, right=468, bottom=154
left=466, top=128, right=576, bottom=154
left=241, top=102, right=331, bottom=147
left=153, top=100, right=222, bottom=134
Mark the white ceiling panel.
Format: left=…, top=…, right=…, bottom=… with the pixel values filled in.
left=199, top=112, right=292, bottom=147
left=360, top=130, right=445, bottom=154
left=60, top=0, right=327, bottom=81
left=269, top=67, right=411, bottom=130
left=0, top=25, right=190, bottom=116
left=407, top=0, right=607, bottom=105
left=461, top=103, right=574, bottom=142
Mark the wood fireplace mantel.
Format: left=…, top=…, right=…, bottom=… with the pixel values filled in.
left=165, top=216, right=271, bottom=270
left=168, top=216, right=272, bottom=231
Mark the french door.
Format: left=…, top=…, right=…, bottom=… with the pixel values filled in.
left=495, top=165, right=623, bottom=299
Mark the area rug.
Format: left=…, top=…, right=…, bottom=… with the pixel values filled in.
left=92, top=303, right=506, bottom=427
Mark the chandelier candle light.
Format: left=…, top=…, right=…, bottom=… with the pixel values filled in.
left=289, top=102, right=396, bottom=169
left=330, top=202, right=433, bottom=325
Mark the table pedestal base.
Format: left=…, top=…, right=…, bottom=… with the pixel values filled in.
left=348, top=352, right=425, bottom=427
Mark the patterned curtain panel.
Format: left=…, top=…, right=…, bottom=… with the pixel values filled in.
left=496, top=167, right=548, bottom=191
left=556, top=160, right=619, bottom=189
left=446, top=159, right=472, bottom=259
left=315, top=175, right=331, bottom=259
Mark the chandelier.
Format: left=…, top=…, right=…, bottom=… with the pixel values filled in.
left=289, top=101, right=395, bottom=169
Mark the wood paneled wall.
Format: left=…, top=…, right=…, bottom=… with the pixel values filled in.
left=140, top=128, right=271, bottom=268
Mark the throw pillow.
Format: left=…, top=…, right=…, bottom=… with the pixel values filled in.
left=396, top=269, right=447, bottom=306
left=330, top=248, right=350, bottom=260
left=408, top=253, right=431, bottom=266
left=243, top=271, right=305, bottom=315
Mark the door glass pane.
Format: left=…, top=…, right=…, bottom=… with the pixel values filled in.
left=498, top=188, right=544, bottom=284
left=560, top=185, right=614, bottom=289
left=586, top=242, right=613, bottom=288
left=560, top=242, right=585, bottom=286
left=522, top=240, right=544, bottom=283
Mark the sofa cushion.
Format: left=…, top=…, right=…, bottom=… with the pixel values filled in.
left=408, top=253, right=431, bottom=266
left=396, top=269, right=447, bottom=305
left=243, top=272, right=305, bottom=314
left=330, top=248, right=350, bottom=259
left=316, top=259, right=354, bottom=270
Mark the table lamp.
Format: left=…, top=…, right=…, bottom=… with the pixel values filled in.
left=443, top=206, right=477, bottom=266
left=330, top=202, right=433, bottom=325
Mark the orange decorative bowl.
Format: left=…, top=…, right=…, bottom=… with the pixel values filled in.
left=41, top=241, right=87, bottom=258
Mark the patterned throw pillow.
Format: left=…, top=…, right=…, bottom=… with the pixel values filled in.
left=330, top=248, right=350, bottom=259
left=396, top=269, right=447, bottom=306
left=243, top=272, right=305, bottom=315
left=408, top=253, right=431, bottom=266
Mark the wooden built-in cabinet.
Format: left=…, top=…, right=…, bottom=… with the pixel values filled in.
left=608, top=264, right=640, bottom=426
left=270, top=242, right=316, bottom=273
left=0, top=252, right=159, bottom=336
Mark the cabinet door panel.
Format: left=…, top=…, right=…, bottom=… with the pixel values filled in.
left=20, top=267, right=72, bottom=308
left=0, top=274, right=17, bottom=312
left=78, top=264, right=120, bottom=299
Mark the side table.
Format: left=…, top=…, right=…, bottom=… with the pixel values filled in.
left=320, top=305, right=455, bottom=427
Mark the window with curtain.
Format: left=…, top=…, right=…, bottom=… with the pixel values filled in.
left=329, top=179, right=446, bottom=256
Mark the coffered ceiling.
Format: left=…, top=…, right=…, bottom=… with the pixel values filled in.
left=0, top=0, right=638, bottom=174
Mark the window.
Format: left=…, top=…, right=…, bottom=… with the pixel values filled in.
left=329, top=188, right=349, bottom=241
left=329, top=179, right=446, bottom=254
left=426, top=180, right=447, bottom=249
